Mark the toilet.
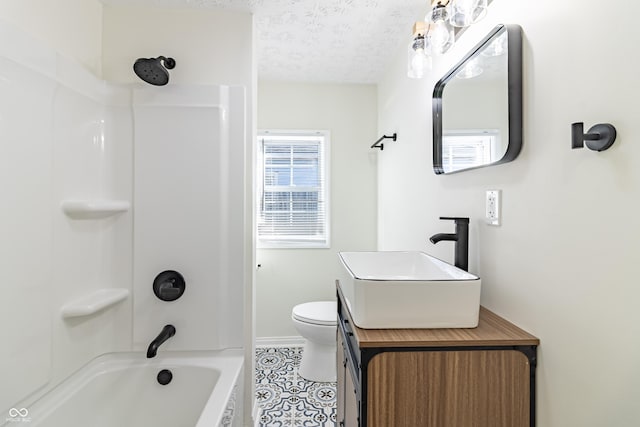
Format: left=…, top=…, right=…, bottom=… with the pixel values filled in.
left=291, top=301, right=337, bottom=382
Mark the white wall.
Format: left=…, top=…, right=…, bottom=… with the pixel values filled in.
left=256, top=81, right=377, bottom=338
left=378, top=0, right=640, bottom=425
left=102, top=5, right=253, bottom=87
left=0, top=0, right=103, bottom=76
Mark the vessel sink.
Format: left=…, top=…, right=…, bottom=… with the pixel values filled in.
left=338, top=251, right=481, bottom=329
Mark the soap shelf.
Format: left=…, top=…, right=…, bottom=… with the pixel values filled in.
left=61, top=200, right=130, bottom=219
left=61, top=288, right=130, bottom=319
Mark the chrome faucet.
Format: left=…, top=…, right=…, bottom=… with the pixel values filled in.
left=147, top=324, right=176, bottom=358
left=429, top=217, right=469, bottom=271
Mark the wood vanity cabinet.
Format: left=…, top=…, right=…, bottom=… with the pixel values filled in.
left=336, top=284, right=539, bottom=427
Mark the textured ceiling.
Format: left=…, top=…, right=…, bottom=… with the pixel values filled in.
left=100, top=0, right=427, bottom=84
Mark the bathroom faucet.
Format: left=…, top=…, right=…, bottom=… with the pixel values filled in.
left=429, top=217, right=469, bottom=271
left=146, top=324, right=176, bottom=358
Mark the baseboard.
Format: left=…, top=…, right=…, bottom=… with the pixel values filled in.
left=255, top=336, right=305, bottom=347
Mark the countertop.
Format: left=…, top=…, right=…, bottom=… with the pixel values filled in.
left=338, top=284, right=540, bottom=349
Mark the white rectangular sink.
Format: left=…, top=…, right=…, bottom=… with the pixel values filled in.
left=338, top=251, right=481, bottom=329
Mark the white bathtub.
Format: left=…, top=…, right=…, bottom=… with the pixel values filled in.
left=5, top=349, right=243, bottom=427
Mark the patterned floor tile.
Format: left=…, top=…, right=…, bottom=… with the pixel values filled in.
left=256, top=347, right=336, bottom=427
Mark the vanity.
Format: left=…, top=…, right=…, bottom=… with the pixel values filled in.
left=336, top=283, right=539, bottom=426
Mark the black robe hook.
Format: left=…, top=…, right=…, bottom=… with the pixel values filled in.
left=370, top=133, right=397, bottom=151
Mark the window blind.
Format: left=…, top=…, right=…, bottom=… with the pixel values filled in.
left=257, top=132, right=329, bottom=248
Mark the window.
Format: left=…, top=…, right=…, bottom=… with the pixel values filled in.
left=442, top=130, right=500, bottom=173
left=257, top=131, right=329, bottom=248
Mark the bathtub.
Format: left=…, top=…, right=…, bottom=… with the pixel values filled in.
left=4, top=349, right=243, bottom=427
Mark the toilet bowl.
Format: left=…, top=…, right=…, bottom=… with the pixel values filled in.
left=291, top=301, right=337, bottom=382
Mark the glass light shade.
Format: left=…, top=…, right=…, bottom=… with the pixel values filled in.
left=427, top=5, right=455, bottom=55
left=449, top=0, right=488, bottom=27
left=407, top=34, right=432, bottom=79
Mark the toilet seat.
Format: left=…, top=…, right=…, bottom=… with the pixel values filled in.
left=292, top=301, right=337, bottom=326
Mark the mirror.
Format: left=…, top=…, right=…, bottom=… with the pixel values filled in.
left=433, top=24, right=522, bottom=174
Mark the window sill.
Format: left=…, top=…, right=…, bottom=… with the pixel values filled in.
left=257, top=241, right=330, bottom=250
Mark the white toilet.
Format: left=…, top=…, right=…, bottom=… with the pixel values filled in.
left=291, top=301, right=337, bottom=382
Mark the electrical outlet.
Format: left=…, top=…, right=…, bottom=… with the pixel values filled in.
left=486, top=190, right=501, bottom=226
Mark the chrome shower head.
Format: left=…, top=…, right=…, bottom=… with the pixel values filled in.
left=133, top=56, right=176, bottom=86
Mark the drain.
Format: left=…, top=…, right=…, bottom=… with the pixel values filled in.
left=157, top=369, right=173, bottom=385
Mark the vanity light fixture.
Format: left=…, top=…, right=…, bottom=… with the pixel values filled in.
left=408, top=0, right=490, bottom=79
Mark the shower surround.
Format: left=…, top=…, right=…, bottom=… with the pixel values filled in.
left=132, top=84, right=246, bottom=352
left=0, top=18, right=247, bottom=424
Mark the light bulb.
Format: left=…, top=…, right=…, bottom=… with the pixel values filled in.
left=411, top=49, right=431, bottom=78
left=412, top=49, right=427, bottom=70
left=407, top=32, right=431, bottom=79
left=427, top=4, right=454, bottom=55
left=429, top=20, right=453, bottom=55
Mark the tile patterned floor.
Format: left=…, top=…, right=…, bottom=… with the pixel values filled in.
left=255, top=346, right=337, bottom=427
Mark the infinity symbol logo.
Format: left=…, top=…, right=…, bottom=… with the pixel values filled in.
left=8, top=408, right=28, bottom=417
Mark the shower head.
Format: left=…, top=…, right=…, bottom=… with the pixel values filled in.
left=133, top=56, right=176, bottom=86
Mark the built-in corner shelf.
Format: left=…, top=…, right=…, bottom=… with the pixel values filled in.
left=61, top=200, right=130, bottom=219
left=61, top=288, right=130, bottom=319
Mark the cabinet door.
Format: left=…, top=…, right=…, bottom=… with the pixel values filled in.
left=338, top=331, right=359, bottom=426
left=344, top=359, right=358, bottom=426
left=367, top=350, right=530, bottom=427
left=337, top=332, right=345, bottom=424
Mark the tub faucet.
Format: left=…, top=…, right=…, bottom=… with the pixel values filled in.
left=147, top=324, right=176, bottom=358
left=429, top=217, right=469, bottom=272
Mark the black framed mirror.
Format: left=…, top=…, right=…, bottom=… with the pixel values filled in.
left=433, top=24, right=522, bottom=174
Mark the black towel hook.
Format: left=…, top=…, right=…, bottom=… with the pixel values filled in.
left=370, top=133, right=397, bottom=151
left=571, top=122, right=616, bottom=152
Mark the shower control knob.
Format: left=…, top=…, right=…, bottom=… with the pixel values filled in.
left=153, top=270, right=186, bottom=302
